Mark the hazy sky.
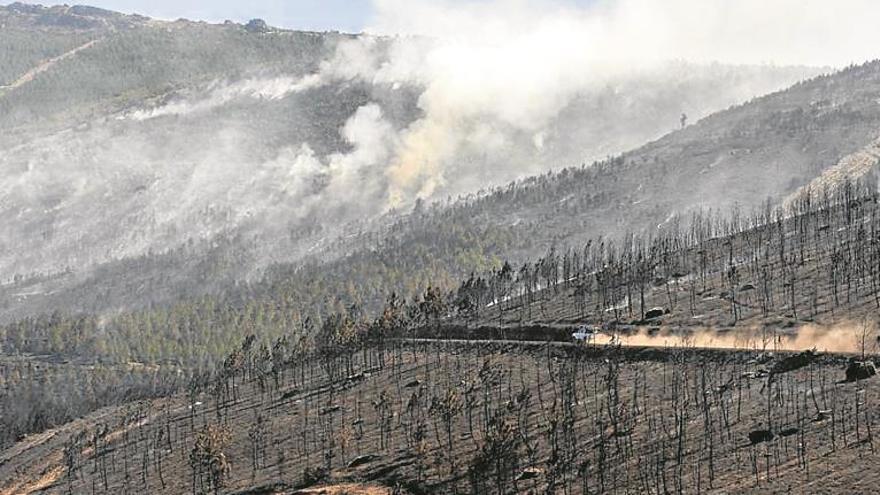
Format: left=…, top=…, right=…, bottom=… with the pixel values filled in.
left=77, top=0, right=374, bottom=32
left=34, top=0, right=877, bottom=68
left=68, top=0, right=595, bottom=32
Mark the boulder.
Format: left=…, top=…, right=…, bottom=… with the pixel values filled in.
left=644, top=307, right=666, bottom=320
left=319, top=405, right=341, bottom=415
left=778, top=427, right=799, bottom=437
left=748, top=429, right=774, bottom=445
left=347, top=454, right=381, bottom=468
left=845, top=360, right=876, bottom=382
left=245, top=18, right=270, bottom=33
left=516, top=467, right=543, bottom=481
left=770, top=350, right=816, bottom=375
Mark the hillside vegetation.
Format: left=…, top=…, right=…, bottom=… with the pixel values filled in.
left=3, top=173, right=880, bottom=456
left=8, top=179, right=880, bottom=493
left=2, top=335, right=878, bottom=494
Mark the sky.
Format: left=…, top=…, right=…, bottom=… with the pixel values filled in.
left=23, top=0, right=877, bottom=68
left=53, top=0, right=592, bottom=33
left=74, top=0, right=375, bottom=32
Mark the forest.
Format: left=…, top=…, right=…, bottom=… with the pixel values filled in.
left=3, top=175, right=880, bottom=459
left=3, top=319, right=877, bottom=493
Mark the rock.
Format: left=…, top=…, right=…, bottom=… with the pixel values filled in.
left=748, top=429, right=774, bottom=444
left=319, top=405, right=340, bottom=415
left=347, top=454, right=381, bottom=468
left=770, top=350, right=816, bottom=375
left=516, top=467, right=543, bottom=481
left=281, top=389, right=300, bottom=400
left=245, top=18, right=270, bottom=33
left=845, top=360, right=876, bottom=382
left=778, top=427, right=798, bottom=437
left=644, top=307, right=666, bottom=320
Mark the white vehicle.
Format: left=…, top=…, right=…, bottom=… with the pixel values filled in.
left=572, top=325, right=597, bottom=343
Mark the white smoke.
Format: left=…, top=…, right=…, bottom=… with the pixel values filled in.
left=5, top=0, right=857, bottom=279
left=367, top=0, right=880, bottom=67
left=271, top=103, right=400, bottom=221
left=124, top=74, right=323, bottom=121
left=119, top=0, right=868, bottom=209
left=307, top=0, right=856, bottom=206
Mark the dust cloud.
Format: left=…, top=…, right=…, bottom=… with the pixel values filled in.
left=598, top=321, right=877, bottom=354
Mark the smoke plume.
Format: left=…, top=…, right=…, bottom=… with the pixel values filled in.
left=4, top=0, right=856, bottom=279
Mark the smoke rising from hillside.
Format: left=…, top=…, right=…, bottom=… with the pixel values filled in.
left=124, top=0, right=859, bottom=210
left=345, top=0, right=878, bottom=205
left=0, top=0, right=837, bottom=278
left=368, top=0, right=880, bottom=67
left=125, top=74, right=323, bottom=121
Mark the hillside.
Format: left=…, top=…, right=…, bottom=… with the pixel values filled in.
left=8, top=6, right=880, bottom=492
left=8, top=178, right=880, bottom=494
left=4, top=56, right=879, bottom=341
left=0, top=3, right=827, bottom=321
left=3, top=159, right=880, bottom=455
left=439, top=180, right=880, bottom=345
left=2, top=334, right=878, bottom=494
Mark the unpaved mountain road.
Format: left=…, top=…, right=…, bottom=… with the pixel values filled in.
left=0, top=38, right=102, bottom=93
